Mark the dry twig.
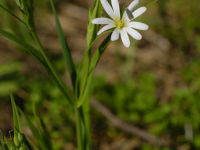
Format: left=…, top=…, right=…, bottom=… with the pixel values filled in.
left=90, top=98, right=170, bottom=146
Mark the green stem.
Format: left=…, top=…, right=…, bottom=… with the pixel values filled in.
left=31, top=30, right=75, bottom=105
left=0, top=4, right=27, bottom=26
left=76, top=107, right=84, bottom=150
left=76, top=30, right=112, bottom=101
left=145, top=0, right=158, bottom=7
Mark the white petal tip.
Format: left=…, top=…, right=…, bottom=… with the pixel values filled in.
left=143, top=25, right=149, bottom=30
left=142, top=7, right=147, bottom=11
left=124, top=44, right=130, bottom=48
left=136, top=36, right=142, bottom=40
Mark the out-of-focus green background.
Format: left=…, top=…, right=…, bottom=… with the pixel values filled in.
left=0, top=0, right=200, bottom=149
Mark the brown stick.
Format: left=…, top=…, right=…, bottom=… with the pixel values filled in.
left=90, top=98, right=169, bottom=146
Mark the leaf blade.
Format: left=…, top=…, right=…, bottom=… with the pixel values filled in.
left=0, top=28, right=75, bottom=105
left=49, top=0, right=77, bottom=90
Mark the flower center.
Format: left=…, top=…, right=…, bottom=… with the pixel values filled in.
left=113, top=17, right=127, bottom=29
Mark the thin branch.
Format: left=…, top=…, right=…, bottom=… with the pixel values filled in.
left=90, top=98, right=170, bottom=146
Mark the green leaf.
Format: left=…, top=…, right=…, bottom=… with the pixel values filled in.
left=145, top=0, right=158, bottom=7
left=20, top=0, right=35, bottom=30
left=18, top=108, right=50, bottom=150
left=8, top=131, right=18, bottom=149
left=0, top=28, right=74, bottom=105
left=10, top=93, right=23, bottom=147
left=77, top=33, right=111, bottom=107
left=49, top=0, right=77, bottom=91
left=32, top=102, right=53, bottom=150
left=24, top=140, right=34, bottom=150
left=86, top=0, right=102, bottom=47
left=89, top=34, right=111, bottom=72
left=77, top=0, right=104, bottom=102
left=0, top=131, right=10, bottom=150
left=40, top=119, right=53, bottom=150
left=0, top=29, right=45, bottom=65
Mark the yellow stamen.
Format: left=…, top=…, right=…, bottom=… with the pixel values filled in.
left=114, top=17, right=127, bottom=29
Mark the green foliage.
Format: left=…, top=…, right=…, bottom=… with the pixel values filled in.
left=1, top=0, right=200, bottom=149
left=15, top=0, right=35, bottom=30
left=49, top=0, right=77, bottom=90
left=0, top=94, right=34, bottom=150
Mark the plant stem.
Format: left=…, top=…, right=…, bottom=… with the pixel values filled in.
left=76, top=107, right=84, bottom=150
left=0, top=4, right=27, bottom=26
left=31, top=30, right=74, bottom=105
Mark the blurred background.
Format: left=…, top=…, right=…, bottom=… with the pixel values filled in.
left=0, top=0, right=200, bottom=149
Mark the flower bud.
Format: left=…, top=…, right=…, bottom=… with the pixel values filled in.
left=18, top=132, right=26, bottom=143
left=10, top=146, right=15, bottom=150
left=15, top=0, right=35, bottom=30
left=128, top=0, right=139, bottom=12
left=14, top=135, right=20, bottom=147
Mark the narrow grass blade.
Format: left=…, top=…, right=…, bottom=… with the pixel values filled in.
left=77, top=33, right=111, bottom=107
left=78, top=0, right=103, bottom=95
left=32, top=102, right=53, bottom=150
left=8, top=131, right=18, bottom=149
left=89, top=34, right=111, bottom=72
left=24, top=139, right=34, bottom=150
left=0, top=131, right=9, bottom=150
left=0, top=29, right=45, bottom=65
left=18, top=108, right=49, bottom=150
left=49, top=0, right=77, bottom=90
left=86, top=0, right=102, bottom=47
left=40, top=119, right=53, bottom=150
left=10, top=93, right=23, bottom=147
left=0, top=28, right=74, bottom=105
left=0, top=4, right=26, bottom=26
left=145, top=0, right=158, bottom=7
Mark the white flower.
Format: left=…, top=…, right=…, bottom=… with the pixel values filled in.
left=92, top=0, right=148, bottom=48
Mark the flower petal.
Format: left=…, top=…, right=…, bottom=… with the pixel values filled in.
left=111, top=0, right=120, bottom=18
left=92, top=18, right=114, bottom=24
left=97, top=24, right=115, bottom=35
left=100, top=0, right=116, bottom=20
left=132, top=7, right=147, bottom=19
left=111, top=28, right=120, bottom=41
left=120, top=29, right=130, bottom=47
left=127, top=0, right=139, bottom=12
left=127, top=21, right=149, bottom=30
left=125, top=27, right=142, bottom=40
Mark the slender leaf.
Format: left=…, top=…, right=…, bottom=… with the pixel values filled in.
left=18, top=108, right=49, bottom=150
left=40, top=119, right=53, bottom=150
left=77, top=33, right=111, bottom=107
left=10, top=93, right=23, bottom=147
left=86, top=0, right=102, bottom=47
left=0, top=28, right=74, bottom=105
left=32, top=102, right=53, bottom=150
left=49, top=0, right=77, bottom=90
left=0, top=4, right=27, bottom=26
left=0, top=29, right=45, bottom=65
left=78, top=0, right=103, bottom=97
left=24, top=139, right=34, bottom=150
left=146, top=0, right=158, bottom=7
left=0, top=131, right=10, bottom=150
left=8, top=131, right=18, bottom=149
left=89, top=34, right=111, bottom=72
